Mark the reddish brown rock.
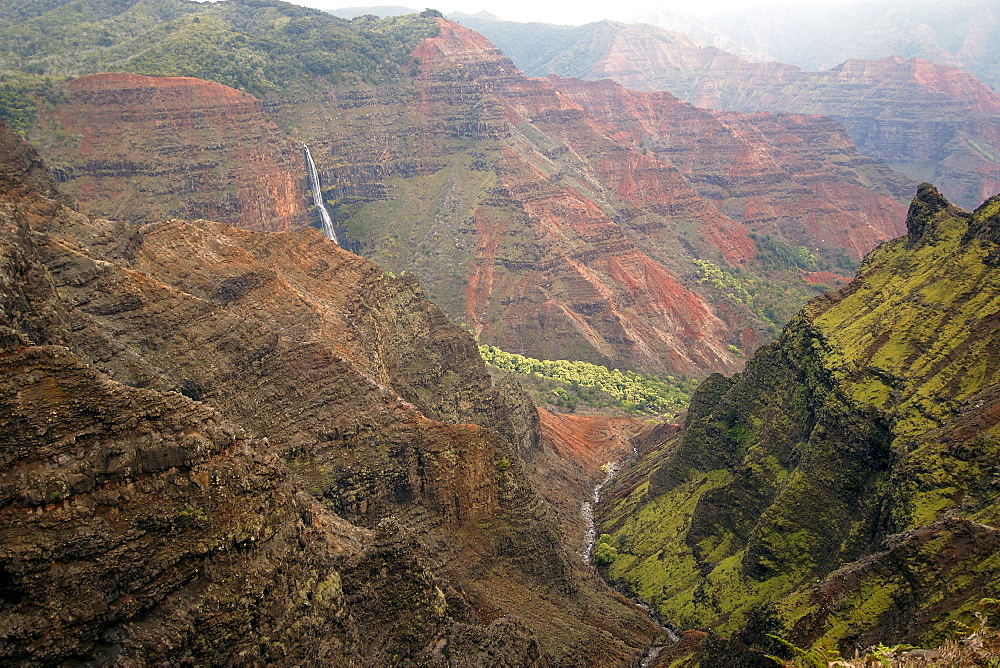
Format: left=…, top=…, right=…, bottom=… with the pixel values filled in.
left=312, top=19, right=911, bottom=375
left=555, top=24, right=999, bottom=211
left=546, top=77, right=911, bottom=260
left=29, top=20, right=917, bottom=377
left=41, top=73, right=308, bottom=231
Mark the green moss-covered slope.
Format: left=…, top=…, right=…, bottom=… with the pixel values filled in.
left=597, top=184, right=1000, bottom=657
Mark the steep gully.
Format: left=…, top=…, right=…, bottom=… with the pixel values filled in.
left=303, top=143, right=339, bottom=244
left=581, top=459, right=621, bottom=567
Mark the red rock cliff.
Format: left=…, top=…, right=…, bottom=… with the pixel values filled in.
left=568, top=24, right=1000, bottom=210
left=42, top=73, right=308, bottom=231
left=32, top=21, right=918, bottom=377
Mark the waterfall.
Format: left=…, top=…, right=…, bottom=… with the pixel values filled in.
left=303, top=144, right=339, bottom=244
left=581, top=461, right=619, bottom=565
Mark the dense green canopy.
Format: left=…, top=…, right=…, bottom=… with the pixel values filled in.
left=0, top=0, right=439, bottom=130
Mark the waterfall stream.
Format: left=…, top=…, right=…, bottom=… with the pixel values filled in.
left=580, top=461, right=618, bottom=566
left=582, top=450, right=679, bottom=665
left=303, top=144, right=339, bottom=244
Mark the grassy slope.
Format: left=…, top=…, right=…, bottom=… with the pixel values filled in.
left=597, top=187, right=1000, bottom=653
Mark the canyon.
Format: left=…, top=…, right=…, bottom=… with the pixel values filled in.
left=3, top=1, right=999, bottom=663
left=0, top=119, right=663, bottom=663
left=10, top=4, right=918, bottom=377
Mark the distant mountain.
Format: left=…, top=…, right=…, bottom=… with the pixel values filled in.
left=1, top=1, right=919, bottom=376
left=448, top=14, right=692, bottom=79
left=465, top=17, right=1000, bottom=211
left=598, top=184, right=1000, bottom=660
left=637, top=0, right=1000, bottom=92
left=329, top=4, right=418, bottom=19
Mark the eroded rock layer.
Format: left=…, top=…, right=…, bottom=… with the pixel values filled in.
left=471, top=19, right=1000, bottom=211
left=42, top=73, right=308, bottom=231
left=286, top=19, right=911, bottom=375
left=20, top=10, right=917, bottom=376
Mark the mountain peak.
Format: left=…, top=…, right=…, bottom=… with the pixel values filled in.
left=906, top=182, right=954, bottom=242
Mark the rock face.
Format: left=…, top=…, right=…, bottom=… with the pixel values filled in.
left=550, top=77, right=911, bottom=261
left=467, top=18, right=1000, bottom=212
left=40, top=73, right=309, bottom=231
left=597, top=184, right=1000, bottom=658
left=0, top=122, right=660, bottom=664
left=10, top=6, right=917, bottom=376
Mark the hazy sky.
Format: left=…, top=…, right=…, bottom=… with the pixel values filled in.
left=296, top=0, right=850, bottom=25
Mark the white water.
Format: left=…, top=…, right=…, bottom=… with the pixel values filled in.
left=581, top=448, right=679, bottom=664
left=581, top=461, right=619, bottom=565
left=303, top=144, right=339, bottom=244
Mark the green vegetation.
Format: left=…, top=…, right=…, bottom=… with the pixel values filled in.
left=693, top=258, right=756, bottom=309
left=692, top=257, right=832, bottom=331
left=0, top=0, right=439, bottom=128
left=752, top=233, right=855, bottom=273
left=765, top=635, right=844, bottom=667
left=768, top=598, right=1000, bottom=667
left=0, top=74, right=65, bottom=135
left=479, top=344, right=697, bottom=419
left=593, top=534, right=618, bottom=566
left=597, top=189, right=1000, bottom=657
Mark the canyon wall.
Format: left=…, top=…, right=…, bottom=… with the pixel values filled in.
left=6, top=4, right=919, bottom=376
left=0, top=121, right=660, bottom=664
left=39, top=73, right=308, bottom=231
left=271, top=18, right=912, bottom=375
left=469, top=18, right=1000, bottom=211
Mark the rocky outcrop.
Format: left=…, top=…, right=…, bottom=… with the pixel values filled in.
left=598, top=185, right=1000, bottom=656
left=0, top=123, right=660, bottom=664
left=40, top=73, right=309, bottom=231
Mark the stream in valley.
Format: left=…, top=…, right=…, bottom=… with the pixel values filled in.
left=581, top=453, right=678, bottom=666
